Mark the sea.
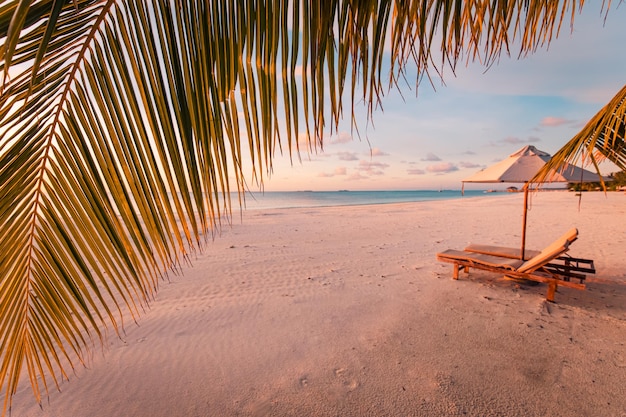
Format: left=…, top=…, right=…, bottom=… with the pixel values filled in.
left=233, top=189, right=507, bottom=210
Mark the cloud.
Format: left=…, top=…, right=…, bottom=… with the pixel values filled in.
left=318, top=166, right=348, bottom=178
left=407, top=168, right=426, bottom=175
left=421, top=152, right=441, bottom=161
left=540, top=116, right=569, bottom=127
left=500, top=136, right=525, bottom=145
left=297, top=130, right=356, bottom=148
left=462, top=150, right=476, bottom=155
left=295, top=132, right=323, bottom=150
left=358, top=161, right=389, bottom=169
left=370, top=147, right=389, bottom=157
left=357, top=160, right=389, bottom=176
left=426, top=162, right=459, bottom=174
left=495, top=136, right=540, bottom=146
left=329, top=131, right=352, bottom=144
left=347, top=172, right=368, bottom=181
left=337, top=151, right=359, bottom=161
left=458, top=161, right=482, bottom=169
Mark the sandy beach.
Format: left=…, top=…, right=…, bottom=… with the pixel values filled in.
left=9, top=191, right=626, bottom=417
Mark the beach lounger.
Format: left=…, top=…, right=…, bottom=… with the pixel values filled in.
left=463, top=241, right=595, bottom=280
left=436, top=228, right=591, bottom=301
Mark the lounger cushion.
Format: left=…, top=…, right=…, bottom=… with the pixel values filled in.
left=437, top=250, right=525, bottom=270
left=517, top=228, right=578, bottom=273
left=464, top=244, right=541, bottom=260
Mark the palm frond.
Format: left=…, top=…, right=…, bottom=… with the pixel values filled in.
left=0, top=0, right=620, bottom=414
left=533, top=84, right=626, bottom=185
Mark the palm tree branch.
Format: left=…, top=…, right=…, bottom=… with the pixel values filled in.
left=533, top=84, right=626, bottom=185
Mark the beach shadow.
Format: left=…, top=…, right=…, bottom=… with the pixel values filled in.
left=553, top=275, right=626, bottom=320
left=454, top=269, right=626, bottom=320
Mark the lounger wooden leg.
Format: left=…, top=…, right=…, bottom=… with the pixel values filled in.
left=546, top=281, right=557, bottom=302
left=452, top=265, right=469, bottom=279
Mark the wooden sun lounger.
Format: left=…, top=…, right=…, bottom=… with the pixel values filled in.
left=464, top=244, right=595, bottom=282
left=436, top=228, right=590, bottom=302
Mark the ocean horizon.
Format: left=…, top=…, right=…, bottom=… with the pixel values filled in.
left=234, top=189, right=513, bottom=210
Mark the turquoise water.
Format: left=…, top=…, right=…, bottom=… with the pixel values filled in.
left=235, top=190, right=507, bottom=210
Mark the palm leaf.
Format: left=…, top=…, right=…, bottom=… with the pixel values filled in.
left=1, top=0, right=622, bottom=414
left=534, top=84, right=626, bottom=185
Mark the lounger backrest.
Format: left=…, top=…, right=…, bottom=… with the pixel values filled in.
left=517, top=228, right=578, bottom=273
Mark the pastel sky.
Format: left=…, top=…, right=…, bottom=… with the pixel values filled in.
left=248, top=4, right=626, bottom=191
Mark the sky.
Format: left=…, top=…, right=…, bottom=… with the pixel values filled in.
left=250, top=3, right=626, bottom=192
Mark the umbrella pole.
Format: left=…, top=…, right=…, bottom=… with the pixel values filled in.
left=521, top=186, right=529, bottom=259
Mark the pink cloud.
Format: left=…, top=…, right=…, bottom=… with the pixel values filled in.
left=358, top=160, right=389, bottom=170
left=540, top=116, right=568, bottom=127
left=370, top=147, right=388, bottom=156
left=337, top=151, right=359, bottom=161
left=347, top=172, right=368, bottom=181
left=329, top=131, right=352, bottom=144
left=426, top=162, right=459, bottom=174
left=318, top=166, right=348, bottom=177
left=407, top=168, right=426, bottom=175
left=355, top=160, right=389, bottom=176
left=459, top=161, right=482, bottom=169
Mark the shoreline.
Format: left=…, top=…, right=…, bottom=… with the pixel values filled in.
left=232, top=189, right=504, bottom=211
left=233, top=189, right=621, bottom=212
left=10, top=192, right=626, bottom=416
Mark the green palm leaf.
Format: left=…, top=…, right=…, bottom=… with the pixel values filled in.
left=1, top=0, right=622, bottom=414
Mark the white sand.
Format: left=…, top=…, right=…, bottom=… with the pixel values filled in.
left=10, top=192, right=626, bottom=417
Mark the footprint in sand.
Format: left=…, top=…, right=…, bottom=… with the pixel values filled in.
left=334, top=368, right=359, bottom=392
left=344, top=380, right=359, bottom=391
